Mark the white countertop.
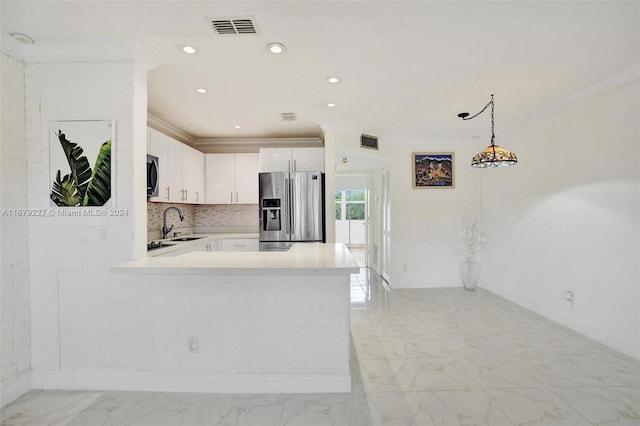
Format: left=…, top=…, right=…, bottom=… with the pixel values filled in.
left=113, top=243, right=360, bottom=275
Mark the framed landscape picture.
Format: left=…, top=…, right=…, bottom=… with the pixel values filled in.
left=412, top=152, right=454, bottom=188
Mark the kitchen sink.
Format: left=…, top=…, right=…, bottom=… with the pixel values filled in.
left=171, top=237, right=204, bottom=242
left=147, top=242, right=176, bottom=251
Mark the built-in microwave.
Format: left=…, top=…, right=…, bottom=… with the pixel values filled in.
left=147, top=154, right=159, bottom=198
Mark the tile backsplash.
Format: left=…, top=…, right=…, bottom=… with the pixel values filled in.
left=147, top=202, right=258, bottom=239
left=195, top=204, right=258, bottom=228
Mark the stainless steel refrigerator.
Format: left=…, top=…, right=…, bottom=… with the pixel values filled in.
left=259, top=171, right=325, bottom=251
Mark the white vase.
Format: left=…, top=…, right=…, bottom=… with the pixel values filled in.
left=460, top=260, right=481, bottom=291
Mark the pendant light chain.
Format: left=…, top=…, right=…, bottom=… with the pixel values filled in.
left=490, top=94, right=495, bottom=146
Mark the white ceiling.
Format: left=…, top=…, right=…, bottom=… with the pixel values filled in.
left=2, top=1, right=639, bottom=148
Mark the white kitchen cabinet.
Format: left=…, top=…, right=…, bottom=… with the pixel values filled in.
left=258, top=148, right=290, bottom=172
left=182, top=144, right=205, bottom=204
left=205, top=153, right=234, bottom=204
left=221, top=238, right=259, bottom=252
left=152, top=247, right=190, bottom=257
left=192, top=240, right=219, bottom=252
left=259, top=147, right=324, bottom=172
left=205, top=153, right=259, bottom=204
left=166, top=137, right=184, bottom=203
left=234, top=154, right=259, bottom=203
left=147, top=127, right=205, bottom=204
left=291, top=147, right=325, bottom=172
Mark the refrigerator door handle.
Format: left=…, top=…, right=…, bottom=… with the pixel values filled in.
left=284, top=177, right=291, bottom=236
left=290, top=177, right=295, bottom=234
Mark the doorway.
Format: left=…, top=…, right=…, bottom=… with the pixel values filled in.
left=334, top=175, right=368, bottom=267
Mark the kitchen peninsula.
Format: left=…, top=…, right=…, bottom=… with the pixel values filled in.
left=112, top=243, right=358, bottom=393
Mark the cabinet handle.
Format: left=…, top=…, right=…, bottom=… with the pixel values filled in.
left=196, top=191, right=199, bottom=202
left=288, top=160, right=291, bottom=173
left=165, top=187, right=170, bottom=200
left=235, top=192, right=238, bottom=203
left=230, top=192, right=233, bottom=203
left=293, top=159, right=297, bottom=171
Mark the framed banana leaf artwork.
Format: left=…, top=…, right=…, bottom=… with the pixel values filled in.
left=49, top=120, right=114, bottom=207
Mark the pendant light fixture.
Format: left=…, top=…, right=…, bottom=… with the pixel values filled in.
left=457, top=94, right=517, bottom=168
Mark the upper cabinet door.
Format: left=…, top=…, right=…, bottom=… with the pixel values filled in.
left=182, top=145, right=205, bottom=204
left=259, top=148, right=292, bottom=172
left=166, top=137, right=184, bottom=203
left=292, top=147, right=325, bottom=172
left=206, top=153, right=235, bottom=204
left=205, top=153, right=259, bottom=204
left=260, top=147, right=325, bottom=172
left=234, top=153, right=259, bottom=204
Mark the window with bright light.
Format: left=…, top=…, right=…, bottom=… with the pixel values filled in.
left=335, top=190, right=365, bottom=220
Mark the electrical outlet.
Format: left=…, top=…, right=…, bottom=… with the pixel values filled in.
left=188, top=336, right=199, bottom=353
left=234, top=211, right=241, bottom=220
left=564, top=290, right=574, bottom=302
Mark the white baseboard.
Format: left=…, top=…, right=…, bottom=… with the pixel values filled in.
left=1, top=371, right=31, bottom=407
left=483, top=283, right=640, bottom=361
left=30, top=370, right=351, bottom=394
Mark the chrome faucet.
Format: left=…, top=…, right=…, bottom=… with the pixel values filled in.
left=162, top=206, right=185, bottom=239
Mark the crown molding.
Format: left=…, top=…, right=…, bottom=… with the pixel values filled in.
left=502, top=62, right=640, bottom=135
left=147, top=114, right=323, bottom=153
left=194, top=137, right=323, bottom=153
left=147, top=114, right=196, bottom=147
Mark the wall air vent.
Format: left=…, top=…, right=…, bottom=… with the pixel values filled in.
left=207, top=17, right=258, bottom=35
left=280, top=112, right=297, bottom=121
left=361, top=134, right=379, bottom=150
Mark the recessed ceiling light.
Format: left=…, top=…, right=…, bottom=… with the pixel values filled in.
left=196, top=88, right=207, bottom=94
left=181, top=45, right=199, bottom=54
left=326, top=76, right=340, bottom=84
left=10, top=33, right=34, bottom=44
left=267, top=42, right=286, bottom=54
left=327, top=103, right=336, bottom=108
left=234, top=125, right=242, bottom=129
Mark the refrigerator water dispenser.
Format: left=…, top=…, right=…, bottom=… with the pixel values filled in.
left=262, top=198, right=281, bottom=231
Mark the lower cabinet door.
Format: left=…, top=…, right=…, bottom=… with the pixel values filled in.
left=221, top=238, right=259, bottom=251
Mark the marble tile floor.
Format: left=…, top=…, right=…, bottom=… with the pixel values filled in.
left=3, top=269, right=639, bottom=425
left=347, top=246, right=366, bottom=268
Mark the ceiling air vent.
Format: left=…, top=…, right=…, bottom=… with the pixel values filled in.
left=207, top=17, right=258, bottom=35
left=280, top=112, right=297, bottom=121
left=361, top=134, right=379, bottom=150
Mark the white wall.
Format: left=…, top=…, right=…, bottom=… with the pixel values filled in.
left=25, top=58, right=145, bottom=379
left=482, top=75, right=640, bottom=360
left=388, top=140, right=482, bottom=288
left=0, top=52, right=31, bottom=406
left=335, top=175, right=367, bottom=191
